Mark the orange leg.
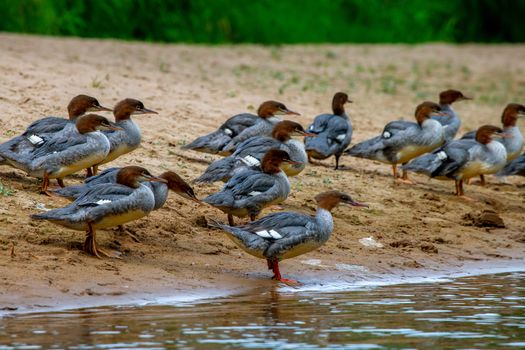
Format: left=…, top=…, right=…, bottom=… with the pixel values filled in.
left=392, top=164, right=398, bottom=178
left=86, top=167, right=93, bottom=178
left=269, top=259, right=299, bottom=285
left=56, top=178, right=65, bottom=188
left=40, top=173, right=53, bottom=196
left=84, top=223, right=110, bottom=258
left=479, top=174, right=486, bottom=186
left=227, top=214, right=235, bottom=226
left=92, top=165, right=99, bottom=176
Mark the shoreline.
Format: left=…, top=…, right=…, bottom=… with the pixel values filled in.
left=2, top=258, right=524, bottom=317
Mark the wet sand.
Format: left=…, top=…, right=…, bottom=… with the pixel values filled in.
left=0, top=34, right=524, bottom=314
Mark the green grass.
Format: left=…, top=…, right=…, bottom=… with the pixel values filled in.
left=0, top=181, right=14, bottom=196
left=0, top=0, right=523, bottom=43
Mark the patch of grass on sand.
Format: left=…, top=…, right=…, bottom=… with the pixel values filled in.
left=0, top=181, right=14, bottom=196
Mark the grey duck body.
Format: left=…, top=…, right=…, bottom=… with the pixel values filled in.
left=304, top=112, right=352, bottom=159
left=54, top=166, right=168, bottom=210
left=203, top=167, right=290, bottom=218
left=0, top=130, right=110, bottom=179
left=183, top=113, right=259, bottom=154
left=32, top=183, right=156, bottom=231
left=221, top=116, right=282, bottom=154
left=195, top=136, right=307, bottom=183
left=213, top=208, right=334, bottom=261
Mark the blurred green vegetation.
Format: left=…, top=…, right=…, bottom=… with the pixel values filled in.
left=0, top=0, right=523, bottom=43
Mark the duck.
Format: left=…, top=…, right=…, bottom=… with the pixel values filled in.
left=0, top=114, right=120, bottom=195
left=404, top=125, right=508, bottom=197
left=54, top=167, right=199, bottom=209
left=31, top=166, right=166, bottom=258
left=460, top=103, right=525, bottom=184
left=345, top=102, right=445, bottom=183
left=0, top=95, right=111, bottom=166
left=91, top=98, right=157, bottom=175
left=432, top=89, right=472, bottom=142
left=195, top=120, right=313, bottom=183
left=182, top=110, right=259, bottom=155
left=304, top=92, right=353, bottom=170
left=211, top=190, right=367, bottom=284
left=203, top=149, right=297, bottom=226
left=218, top=101, right=300, bottom=155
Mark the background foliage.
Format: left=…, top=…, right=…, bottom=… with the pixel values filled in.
left=0, top=0, right=523, bottom=43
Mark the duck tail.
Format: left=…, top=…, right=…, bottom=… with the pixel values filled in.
left=194, top=157, right=236, bottom=183
left=344, top=136, right=383, bottom=159
left=183, top=130, right=231, bottom=155
left=52, top=185, right=85, bottom=200
left=402, top=153, right=442, bottom=177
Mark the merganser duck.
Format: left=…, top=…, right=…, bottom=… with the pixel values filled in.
left=182, top=112, right=259, bottom=154
left=195, top=120, right=313, bottom=183
left=54, top=167, right=199, bottom=208
left=31, top=166, right=166, bottom=258
left=498, top=151, right=525, bottom=177
left=0, top=114, right=120, bottom=195
left=345, top=102, right=445, bottom=183
left=92, top=98, right=157, bottom=174
left=0, top=95, right=111, bottom=166
left=304, top=92, right=353, bottom=169
left=404, top=125, right=508, bottom=196
left=460, top=103, right=525, bottom=184
left=219, top=101, right=300, bottom=155
left=211, top=190, right=367, bottom=283
left=432, top=89, right=471, bottom=142
left=203, top=149, right=297, bottom=226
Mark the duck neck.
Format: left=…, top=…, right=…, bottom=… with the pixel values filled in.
left=315, top=207, right=334, bottom=236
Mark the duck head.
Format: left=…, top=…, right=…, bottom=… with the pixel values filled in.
left=475, top=125, right=508, bottom=144
left=415, top=101, right=444, bottom=125
left=160, top=171, right=200, bottom=203
left=261, top=149, right=301, bottom=174
left=75, top=114, right=123, bottom=134
left=116, top=166, right=167, bottom=189
left=439, top=89, right=472, bottom=105
left=271, top=120, right=315, bottom=141
left=67, top=95, right=111, bottom=119
left=113, top=98, right=158, bottom=121
left=314, top=190, right=368, bottom=212
left=257, top=101, right=300, bottom=118
left=332, top=92, right=352, bottom=116
left=501, top=103, right=525, bottom=127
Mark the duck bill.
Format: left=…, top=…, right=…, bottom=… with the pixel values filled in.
left=145, top=175, right=168, bottom=183
left=93, top=105, right=113, bottom=112
left=134, top=107, right=158, bottom=115
left=433, top=111, right=448, bottom=117
left=347, top=200, right=368, bottom=208
left=494, top=132, right=512, bottom=139
left=460, top=96, right=473, bottom=100
left=300, top=131, right=317, bottom=137
left=107, top=125, right=124, bottom=131
left=283, top=109, right=300, bottom=116
left=283, top=159, right=302, bottom=165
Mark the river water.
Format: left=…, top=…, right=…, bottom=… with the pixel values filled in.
left=1, top=271, right=524, bottom=349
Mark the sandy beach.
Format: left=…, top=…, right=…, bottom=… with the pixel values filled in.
left=0, top=34, right=524, bottom=314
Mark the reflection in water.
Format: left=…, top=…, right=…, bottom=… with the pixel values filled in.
left=0, top=272, right=524, bottom=349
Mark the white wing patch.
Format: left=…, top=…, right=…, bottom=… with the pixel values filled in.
left=382, top=131, right=391, bottom=139
left=256, top=229, right=283, bottom=239
left=248, top=191, right=262, bottom=196
left=223, top=128, right=233, bottom=136
left=240, top=155, right=260, bottom=167
left=336, top=134, right=346, bottom=142
left=96, top=199, right=112, bottom=205
left=437, top=151, right=448, bottom=160
left=28, top=134, right=44, bottom=146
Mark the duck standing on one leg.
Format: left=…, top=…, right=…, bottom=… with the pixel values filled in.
left=211, top=190, right=367, bottom=284
left=304, top=92, right=353, bottom=170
